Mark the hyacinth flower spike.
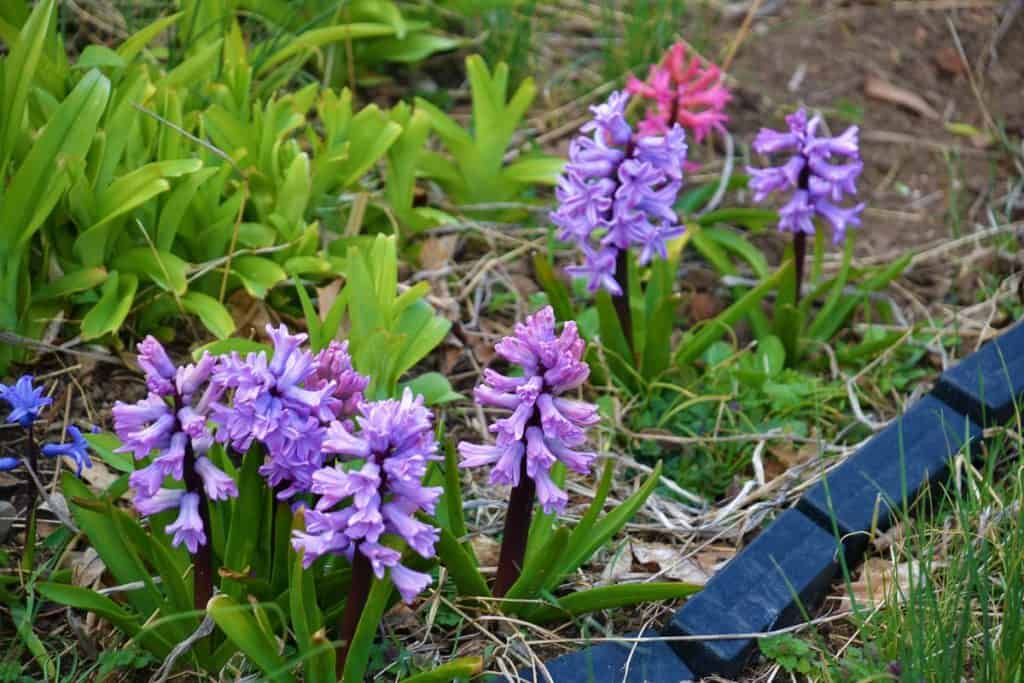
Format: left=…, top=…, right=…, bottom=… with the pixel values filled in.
left=113, top=336, right=237, bottom=610
left=626, top=42, right=731, bottom=143
left=457, top=306, right=599, bottom=596
left=746, top=108, right=865, bottom=301
left=292, top=388, right=441, bottom=671
left=550, top=91, right=688, bottom=353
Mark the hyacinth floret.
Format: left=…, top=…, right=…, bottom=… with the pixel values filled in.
left=112, top=336, right=236, bottom=553
left=627, top=42, right=731, bottom=142
left=458, top=306, right=599, bottom=514
left=291, top=388, right=441, bottom=604
left=551, top=91, right=688, bottom=296
left=746, top=108, right=865, bottom=244
left=210, top=326, right=368, bottom=498
left=0, top=375, right=52, bottom=427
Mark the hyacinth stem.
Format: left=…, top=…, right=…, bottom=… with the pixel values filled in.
left=612, top=250, right=635, bottom=354
left=21, top=428, right=37, bottom=573
left=493, top=454, right=537, bottom=598
left=181, top=441, right=214, bottom=612
left=793, top=231, right=806, bottom=303
left=337, top=550, right=373, bottom=672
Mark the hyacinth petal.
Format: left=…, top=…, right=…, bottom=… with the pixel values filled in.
left=134, top=488, right=185, bottom=516
left=195, top=456, right=238, bottom=500
left=323, top=420, right=371, bottom=458
left=534, top=466, right=568, bottom=514
left=130, top=463, right=166, bottom=498
left=545, top=438, right=597, bottom=475
left=489, top=440, right=524, bottom=487
left=359, top=542, right=401, bottom=578
left=166, top=492, right=207, bottom=553
left=391, top=564, right=433, bottom=604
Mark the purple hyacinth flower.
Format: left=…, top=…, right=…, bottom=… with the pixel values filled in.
left=0, top=375, right=52, bottom=427
left=292, top=388, right=441, bottom=603
left=551, top=91, right=688, bottom=295
left=41, top=425, right=93, bottom=476
left=166, top=492, right=206, bottom=553
left=115, top=336, right=236, bottom=554
left=458, top=306, right=599, bottom=514
left=746, top=107, right=865, bottom=243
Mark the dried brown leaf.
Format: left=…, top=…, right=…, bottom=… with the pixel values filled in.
left=470, top=534, right=501, bottom=569
left=865, top=77, right=940, bottom=120
left=420, top=235, right=458, bottom=272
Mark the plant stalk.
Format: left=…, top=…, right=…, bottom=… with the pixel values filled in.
left=612, top=249, right=634, bottom=354
left=492, top=454, right=536, bottom=598
left=337, top=549, right=373, bottom=673
left=793, top=230, right=806, bottom=303
left=20, top=428, right=37, bottom=573
left=181, top=440, right=214, bottom=612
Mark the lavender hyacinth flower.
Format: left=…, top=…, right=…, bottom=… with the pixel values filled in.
left=292, top=388, right=441, bottom=604
left=0, top=375, right=52, bottom=427
left=211, top=326, right=368, bottom=499
left=41, top=425, right=93, bottom=476
left=551, top=91, right=688, bottom=295
left=113, top=336, right=236, bottom=553
left=458, top=306, right=599, bottom=514
left=746, top=108, right=865, bottom=244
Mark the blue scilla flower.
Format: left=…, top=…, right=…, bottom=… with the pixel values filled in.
left=0, top=456, right=21, bottom=471
left=42, top=425, right=93, bottom=476
left=0, top=375, right=52, bottom=427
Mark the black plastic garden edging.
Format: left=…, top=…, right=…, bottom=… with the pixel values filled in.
left=524, top=320, right=1024, bottom=682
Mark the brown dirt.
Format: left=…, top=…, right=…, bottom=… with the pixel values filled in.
left=723, top=1, right=1024, bottom=255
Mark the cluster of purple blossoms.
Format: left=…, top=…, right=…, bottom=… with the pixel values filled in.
left=550, top=91, right=689, bottom=296
left=458, top=306, right=599, bottom=514
left=747, top=108, right=865, bottom=244
left=113, top=337, right=236, bottom=553
left=210, top=328, right=368, bottom=499
left=292, top=388, right=441, bottom=604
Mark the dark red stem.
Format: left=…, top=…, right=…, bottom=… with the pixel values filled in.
left=337, top=549, right=373, bottom=673
left=613, top=249, right=634, bottom=355
left=492, top=454, right=537, bottom=598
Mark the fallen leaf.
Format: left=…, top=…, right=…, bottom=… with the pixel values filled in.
left=934, top=47, right=967, bottom=76
left=420, top=235, right=458, bottom=272
left=470, top=535, right=501, bottom=568
left=842, top=558, right=913, bottom=608
left=688, top=293, right=722, bottom=323
left=865, top=77, right=940, bottom=120
left=67, top=456, right=120, bottom=493
left=632, top=542, right=713, bottom=585
left=70, top=548, right=106, bottom=588
left=316, top=279, right=343, bottom=322
left=601, top=543, right=634, bottom=584
left=768, top=442, right=818, bottom=469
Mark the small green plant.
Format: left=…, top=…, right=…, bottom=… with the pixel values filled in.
left=760, top=634, right=818, bottom=676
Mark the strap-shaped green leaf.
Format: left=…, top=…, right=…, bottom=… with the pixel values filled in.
left=31, top=267, right=107, bottom=302
left=340, top=577, right=394, bottom=683
left=182, top=291, right=236, bottom=339
left=523, top=581, right=701, bottom=624
left=208, top=595, right=294, bottom=681
left=113, top=248, right=189, bottom=295
left=289, top=509, right=334, bottom=683
left=504, top=527, right=571, bottom=604
left=399, top=657, right=484, bottom=683
left=436, top=528, right=491, bottom=599
left=80, top=271, right=138, bottom=340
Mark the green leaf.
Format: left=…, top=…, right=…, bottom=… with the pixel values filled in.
left=341, top=577, right=394, bottom=683
left=399, top=657, right=484, bottom=683
left=233, top=256, right=287, bottom=299
left=595, top=290, right=639, bottom=392
left=531, top=253, right=574, bottom=322
left=222, top=447, right=266, bottom=602
left=696, top=208, right=779, bottom=233
left=207, top=595, right=294, bottom=682
left=504, top=527, right=571, bottom=604
left=289, top=508, right=334, bottom=683
left=440, top=438, right=469, bottom=542
left=31, top=267, right=107, bottom=302
left=257, top=23, right=396, bottom=76
left=82, top=432, right=133, bottom=473
left=182, top=291, right=236, bottom=339
left=436, top=528, right=491, bottom=599
left=0, top=69, right=110, bottom=281
left=81, top=272, right=138, bottom=340
left=192, top=338, right=269, bottom=361
left=117, top=12, right=182, bottom=62
left=36, top=582, right=140, bottom=633
left=400, top=372, right=464, bottom=405
left=359, top=32, right=463, bottom=64
left=73, top=45, right=126, bottom=71
left=0, top=0, right=55, bottom=176
left=523, top=582, right=700, bottom=623
left=675, top=263, right=791, bottom=367
left=502, top=156, right=565, bottom=185
left=113, top=248, right=189, bottom=295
